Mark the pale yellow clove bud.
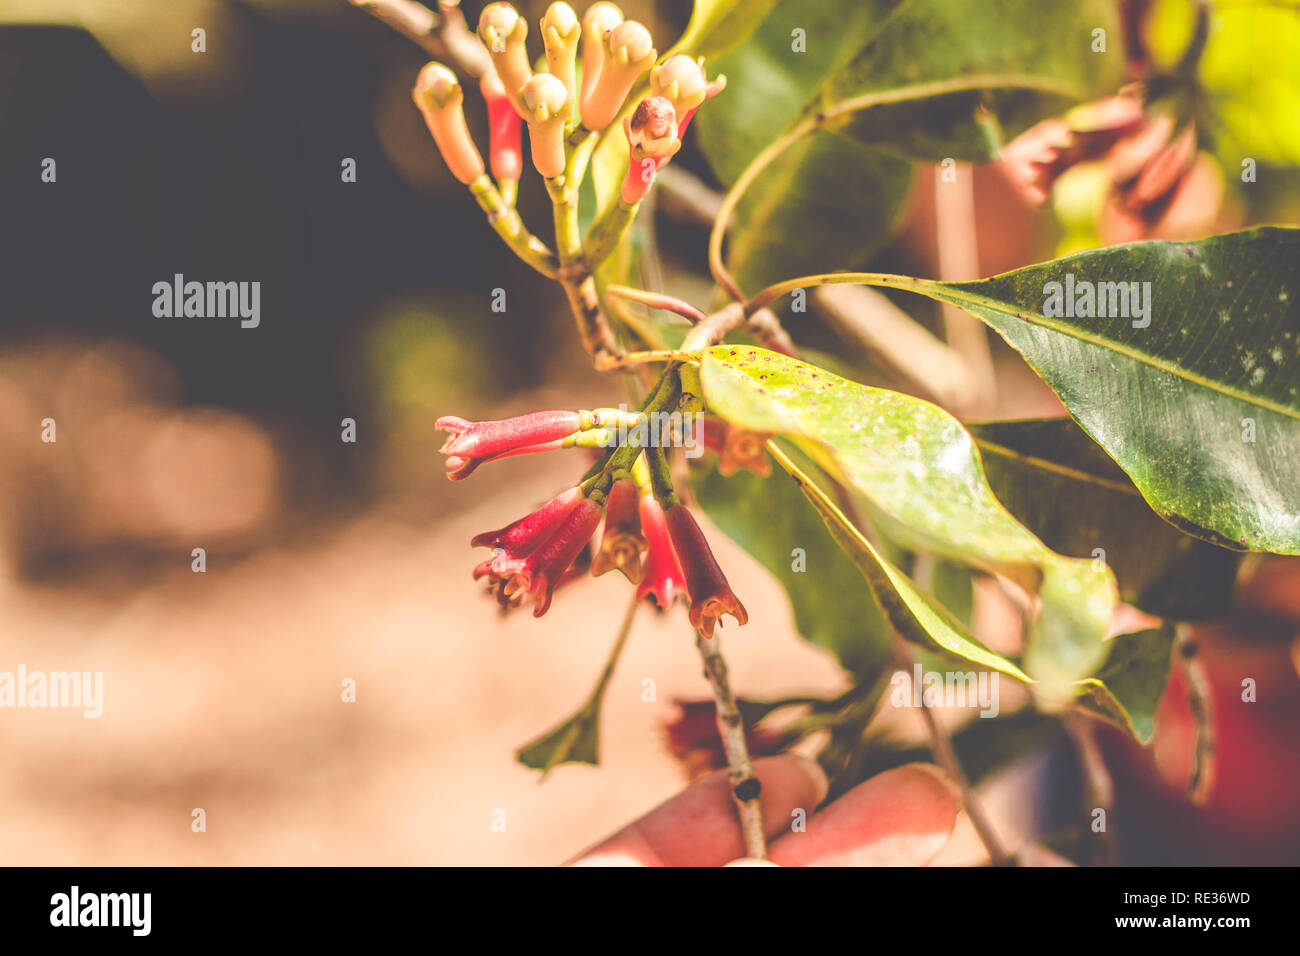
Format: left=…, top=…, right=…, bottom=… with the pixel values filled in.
left=412, top=62, right=485, bottom=185
left=649, top=54, right=707, bottom=126
left=581, top=18, right=653, bottom=132
left=521, top=73, right=574, bottom=179
left=477, top=3, right=532, bottom=104
left=541, top=2, right=581, bottom=104
left=579, top=2, right=624, bottom=113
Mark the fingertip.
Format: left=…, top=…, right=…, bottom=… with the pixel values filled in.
left=769, top=762, right=961, bottom=867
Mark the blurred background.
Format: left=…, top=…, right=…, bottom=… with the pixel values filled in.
left=0, top=0, right=1297, bottom=865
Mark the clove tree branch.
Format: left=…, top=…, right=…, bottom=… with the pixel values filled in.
left=349, top=0, right=492, bottom=77
left=695, top=630, right=768, bottom=860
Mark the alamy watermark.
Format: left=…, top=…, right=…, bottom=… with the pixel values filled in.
left=152, top=273, right=260, bottom=328
left=1042, top=273, right=1152, bottom=328
left=597, top=406, right=704, bottom=458
left=0, top=664, right=103, bottom=718
left=889, top=663, right=1000, bottom=718
left=50, top=886, right=150, bottom=936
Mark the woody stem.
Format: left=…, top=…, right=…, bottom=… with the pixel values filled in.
left=696, top=630, right=767, bottom=860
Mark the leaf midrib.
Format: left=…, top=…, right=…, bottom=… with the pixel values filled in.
left=915, top=279, right=1300, bottom=422
left=972, top=437, right=1143, bottom=497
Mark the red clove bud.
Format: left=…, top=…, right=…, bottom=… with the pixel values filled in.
left=663, top=503, right=747, bottom=638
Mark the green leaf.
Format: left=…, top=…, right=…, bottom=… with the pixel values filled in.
left=693, top=459, right=893, bottom=678
left=665, top=0, right=782, bottom=64
left=1076, top=625, right=1177, bottom=743
left=516, top=705, right=601, bottom=775
left=907, top=227, right=1300, bottom=554
left=767, top=442, right=1033, bottom=683
left=817, top=0, right=1124, bottom=162
left=701, top=345, right=1118, bottom=694
left=515, top=600, right=636, bottom=776
left=969, top=417, right=1240, bottom=619
left=696, top=0, right=913, bottom=291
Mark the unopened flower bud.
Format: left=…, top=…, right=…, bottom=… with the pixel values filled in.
left=480, top=70, right=523, bottom=182
left=412, top=62, right=485, bottom=185
left=663, top=503, right=747, bottom=638
left=504, top=496, right=604, bottom=616
left=581, top=19, right=655, bottom=132
left=436, top=410, right=582, bottom=479
left=521, top=73, right=574, bottom=179
left=676, top=73, right=726, bottom=138
left=472, top=485, right=584, bottom=574
left=636, top=494, right=687, bottom=610
left=591, top=478, right=645, bottom=582
left=477, top=3, right=532, bottom=105
left=649, top=55, right=706, bottom=126
left=541, top=2, right=582, bottom=103
left=621, top=96, right=678, bottom=203
left=579, top=2, right=624, bottom=117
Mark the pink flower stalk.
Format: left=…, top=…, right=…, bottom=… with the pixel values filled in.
left=480, top=70, right=523, bottom=183
left=437, top=410, right=582, bottom=480
left=591, top=478, right=645, bottom=582
left=663, top=503, right=747, bottom=638
left=636, top=493, right=688, bottom=611
left=471, top=485, right=584, bottom=574
left=503, top=496, right=604, bottom=616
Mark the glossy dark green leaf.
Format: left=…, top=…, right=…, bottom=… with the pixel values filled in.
left=1076, top=625, right=1177, bottom=743
left=700, top=345, right=1117, bottom=692
left=693, top=461, right=894, bottom=678
left=817, top=0, right=1123, bottom=161
left=969, top=417, right=1240, bottom=619
left=906, top=227, right=1300, bottom=554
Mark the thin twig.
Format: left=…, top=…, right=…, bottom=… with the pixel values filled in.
left=895, top=637, right=1011, bottom=866
left=1063, top=712, right=1115, bottom=866
left=1175, top=625, right=1216, bottom=805
left=813, top=284, right=977, bottom=412
left=696, top=631, right=768, bottom=860
left=605, top=285, right=706, bottom=324
left=933, top=163, right=997, bottom=413
left=349, top=0, right=492, bottom=76
left=594, top=349, right=695, bottom=371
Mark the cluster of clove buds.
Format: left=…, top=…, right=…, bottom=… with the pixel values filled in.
left=411, top=1, right=723, bottom=206
left=417, top=4, right=752, bottom=640
left=438, top=408, right=752, bottom=638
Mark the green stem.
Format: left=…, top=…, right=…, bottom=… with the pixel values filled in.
left=469, top=175, right=558, bottom=278
left=709, top=73, right=1092, bottom=302
left=744, top=271, right=915, bottom=315
left=548, top=133, right=621, bottom=361
left=646, top=444, right=678, bottom=508
left=583, top=197, right=640, bottom=271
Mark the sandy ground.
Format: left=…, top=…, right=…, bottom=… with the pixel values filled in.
left=0, top=451, right=871, bottom=865
left=0, top=339, right=1063, bottom=866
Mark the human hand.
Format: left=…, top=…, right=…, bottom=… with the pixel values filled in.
left=568, top=756, right=961, bottom=866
